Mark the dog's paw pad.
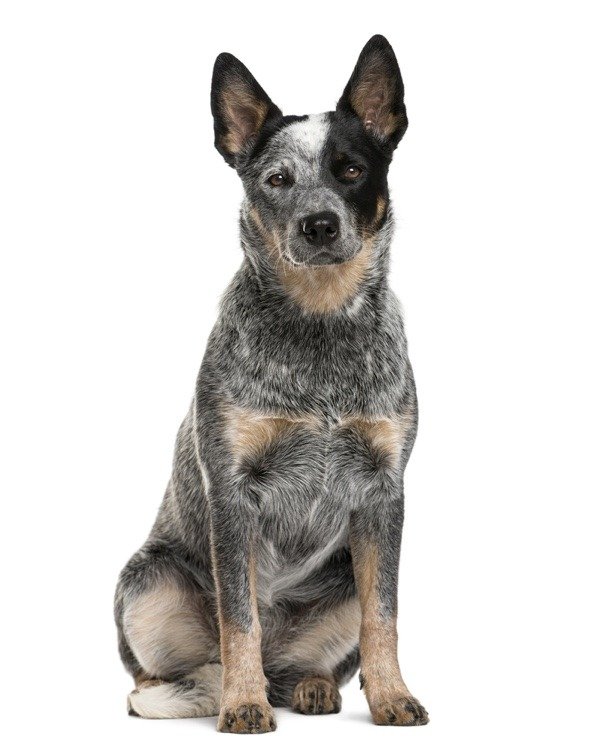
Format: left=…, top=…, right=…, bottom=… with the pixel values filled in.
left=218, top=702, right=276, bottom=733
left=371, top=695, right=429, bottom=726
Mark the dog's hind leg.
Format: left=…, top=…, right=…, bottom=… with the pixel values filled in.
left=115, top=546, right=221, bottom=718
left=263, top=597, right=361, bottom=712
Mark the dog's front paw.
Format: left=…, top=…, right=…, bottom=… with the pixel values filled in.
left=370, top=694, right=429, bottom=726
left=292, top=676, right=341, bottom=715
left=218, top=702, right=277, bottom=733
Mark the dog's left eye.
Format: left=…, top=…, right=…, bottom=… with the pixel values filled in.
left=268, top=173, right=286, bottom=187
left=344, top=165, right=363, bottom=180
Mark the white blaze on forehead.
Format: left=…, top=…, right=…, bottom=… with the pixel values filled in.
left=276, top=113, right=329, bottom=162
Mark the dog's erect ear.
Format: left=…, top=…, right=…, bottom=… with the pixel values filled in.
left=337, top=35, right=408, bottom=150
left=211, top=53, right=282, bottom=167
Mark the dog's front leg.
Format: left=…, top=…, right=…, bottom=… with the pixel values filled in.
left=207, top=475, right=275, bottom=734
left=350, top=487, right=429, bottom=726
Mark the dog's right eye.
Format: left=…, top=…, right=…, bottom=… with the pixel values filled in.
left=268, top=173, right=286, bottom=187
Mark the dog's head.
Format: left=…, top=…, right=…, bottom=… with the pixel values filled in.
left=211, top=35, right=407, bottom=268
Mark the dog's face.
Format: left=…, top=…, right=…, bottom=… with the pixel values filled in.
left=211, top=35, right=407, bottom=268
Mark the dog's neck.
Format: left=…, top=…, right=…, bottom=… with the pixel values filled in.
left=238, top=200, right=394, bottom=316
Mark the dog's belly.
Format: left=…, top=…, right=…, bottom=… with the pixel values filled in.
left=255, top=521, right=349, bottom=607
left=236, top=417, right=362, bottom=606
left=255, top=450, right=352, bottom=605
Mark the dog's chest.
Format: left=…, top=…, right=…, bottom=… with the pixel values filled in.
left=222, top=304, right=407, bottom=417
left=217, top=302, right=411, bottom=602
left=226, top=407, right=405, bottom=602
left=247, top=416, right=349, bottom=604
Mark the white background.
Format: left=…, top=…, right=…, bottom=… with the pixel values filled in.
left=1, top=1, right=599, bottom=747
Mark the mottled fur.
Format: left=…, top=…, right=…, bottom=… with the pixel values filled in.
left=115, top=34, right=428, bottom=733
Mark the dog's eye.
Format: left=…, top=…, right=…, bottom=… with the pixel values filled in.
left=344, top=165, right=362, bottom=180
left=268, top=173, right=286, bottom=187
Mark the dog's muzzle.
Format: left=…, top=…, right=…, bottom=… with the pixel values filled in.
left=293, top=211, right=346, bottom=265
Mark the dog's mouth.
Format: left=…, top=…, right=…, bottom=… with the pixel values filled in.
left=284, top=248, right=349, bottom=267
left=308, top=251, right=347, bottom=266
left=282, top=229, right=363, bottom=268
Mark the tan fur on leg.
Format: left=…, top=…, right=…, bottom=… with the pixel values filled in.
left=215, top=549, right=276, bottom=733
left=351, top=539, right=428, bottom=726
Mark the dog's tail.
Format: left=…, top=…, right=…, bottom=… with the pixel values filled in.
left=127, top=663, right=222, bottom=719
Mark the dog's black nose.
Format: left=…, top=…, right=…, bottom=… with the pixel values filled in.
left=300, top=212, right=339, bottom=247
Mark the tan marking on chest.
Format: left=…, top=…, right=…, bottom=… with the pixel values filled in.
left=225, top=406, right=321, bottom=462
left=339, top=410, right=415, bottom=466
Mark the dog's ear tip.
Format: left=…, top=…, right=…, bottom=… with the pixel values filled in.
left=213, top=52, right=242, bottom=75
left=366, top=34, right=391, bottom=46
left=214, top=51, right=235, bottom=63
left=363, top=34, right=394, bottom=52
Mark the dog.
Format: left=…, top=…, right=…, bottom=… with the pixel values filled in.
left=114, top=34, right=428, bottom=733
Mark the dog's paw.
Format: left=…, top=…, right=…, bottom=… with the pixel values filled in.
left=292, top=676, right=341, bottom=715
left=370, top=694, right=429, bottom=726
left=217, top=702, right=276, bottom=733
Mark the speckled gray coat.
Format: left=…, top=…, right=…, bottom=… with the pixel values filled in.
left=115, top=34, right=428, bottom=732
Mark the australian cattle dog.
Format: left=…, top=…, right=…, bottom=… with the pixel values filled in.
left=115, top=34, right=428, bottom=733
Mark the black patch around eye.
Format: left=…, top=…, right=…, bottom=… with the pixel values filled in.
left=333, top=162, right=365, bottom=183
left=323, top=111, right=391, bottom=226
left=345, top=166, right=362, bottom=178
